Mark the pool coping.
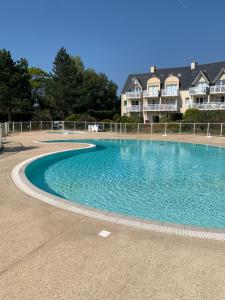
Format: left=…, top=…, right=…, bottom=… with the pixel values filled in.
left=11, top=141, right=225, bottom=242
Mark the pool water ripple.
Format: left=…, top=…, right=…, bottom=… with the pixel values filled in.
left=25, top=139, right=225, bottom=229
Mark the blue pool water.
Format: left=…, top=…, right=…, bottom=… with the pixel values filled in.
left=25, top=139, right=225, bottom=228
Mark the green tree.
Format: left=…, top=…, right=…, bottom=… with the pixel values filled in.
left=50, top=47, right=83, bottom=119
left=80, top=69, right=119, bottom=113
left=184, top=109, right=202, bottom=122
left=29, top=67, right=50, bottom=109
left=0, top=49, right=31, bottom=121
left=71, top=56, right=85, bottom=73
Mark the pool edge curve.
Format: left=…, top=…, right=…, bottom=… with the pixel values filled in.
left=11, top=141, right=225, bottom=242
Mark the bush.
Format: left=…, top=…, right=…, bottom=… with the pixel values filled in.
left=32, top=109, right=52, bottom=121
left=88, top=110, right=118, bottom=121
left=183, top=109, right=225, bottom=123
left=115, top=115, right=143, bottom=123
left=65, top=113, right=97, bottom=122
left=183, top=109, right=202, bottom=122
left=160, top=113, right=183, bottom=123
left=101, top=119, right=114, bottom=123
left=64, top=114, right=81, bottom=121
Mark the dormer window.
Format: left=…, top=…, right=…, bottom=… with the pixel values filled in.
left=216, top=79, right=225, bottom=86
left=130, top=78, right=142, bottom=92
left=165, top=84, right=178, bottom=92
left=130, top=86, right=142, bottom=92
left=192, top=72, right=209, bottom=88
left=148, top=85, right=158, bottom=93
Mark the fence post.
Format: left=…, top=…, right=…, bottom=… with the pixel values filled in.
left=85, top=121, right=87, bottom=131
left=110, top=122, right=112, bottom=132
left=74, top=121, right=76, bottom=131
left=13, top=122, right=15, bottom=134
left=163, top=123, right=167, bottom=136
left=125, top=123, right=126, bottom=134
left=220, top=123, right=223, bottom=137
left=207, top=123, right=211, bottom=138
left=21, top=122, right=22, bottom=132
left=30, top=121, right=32, bottom=132
left=179, top=123, right=181, bottom=135
left=5, top=122, right=8, bottom=136
left=151, top=123, right=153, bottom=134
left=51, top=121, right=53, bottom=131
left=40, top=121, right=42, bottom=131
left=137, top=123, right=140, bottom=134
left=207, top=123, right=209, bottom=136
left=193, top=123, right=196, bottom=135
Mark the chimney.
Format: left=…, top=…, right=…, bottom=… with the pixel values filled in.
left=191, top=61, right=198, bottom=70
left=150, top=66, right=156, bottom=73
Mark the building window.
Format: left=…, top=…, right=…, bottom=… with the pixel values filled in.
left=196, top=82, right=208, bottom=88
left=165, top=84, right=178, bottom=92
left=130, top=85, right=142, bottom=93
left=148, top=85, right=158, bottom=94
left=195, top=97, right=205, bottom=104
left=221, top=96, right=225, bottom=103
left=124, top=100, right=127, bottom=106
left=217, top=80, right=225, bottom=86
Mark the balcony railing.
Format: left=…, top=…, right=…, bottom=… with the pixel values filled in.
left=210, top=85, right=225, bottom=94
left=143, top=90, right=159, bottom=98
left=161, top=89, right=179, bottom=97
left=126, top=91, right=142, bottom=99
left=189, top=102, right=225, bottom=110
left=126, top=105, right=143, bottom=112
left=143, top=103, right=177, bottom=111
left=189, top=86, right=208, bottom=95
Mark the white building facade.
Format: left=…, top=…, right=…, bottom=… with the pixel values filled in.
left=121, top=61, right=225, bottom=122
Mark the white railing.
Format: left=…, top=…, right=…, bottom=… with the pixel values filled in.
left=210, top=85, right=225, bottom=94
left=3, top=121, right=225, bottom=137
left=126, top=91, right=142, bottom=98
left=143, top=103, right=177, bottom=111
left=143, top=90, right=159, bottom=98
left=161, top=89, right=179, bottom=97
left=189, top=86, right=208, bottom=95
left=189, top=102, right=225, bottom=110
left=126, top=105, right=143, bottom=112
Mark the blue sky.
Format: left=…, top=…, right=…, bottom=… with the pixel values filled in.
left=1, top=0, right=225, bottom=92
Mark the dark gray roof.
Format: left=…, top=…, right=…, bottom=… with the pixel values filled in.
left=121, top=61, right=225, bottom=94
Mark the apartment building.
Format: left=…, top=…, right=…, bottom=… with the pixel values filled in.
left=121, top=61, right=225, bottom=122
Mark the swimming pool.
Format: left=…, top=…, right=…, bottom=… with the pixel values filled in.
left=25, top=139, right=225, bottom=229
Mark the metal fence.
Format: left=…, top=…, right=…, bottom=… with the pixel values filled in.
left=2, top=121, right=225, bottom=137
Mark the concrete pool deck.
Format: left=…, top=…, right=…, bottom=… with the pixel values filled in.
left=1, top=131, right=225, bottom=299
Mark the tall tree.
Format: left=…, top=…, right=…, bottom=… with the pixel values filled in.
left=29, top=67, right=50, bottom=108
left=0, top=49, right=31, bottom=121
left=50, top=47, right=83, bottom=119
left=81, top=69, right=118, bottom=112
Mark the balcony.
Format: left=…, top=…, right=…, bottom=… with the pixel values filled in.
left=126, top=91, right=142, bottom=99
left=161, top=89, right=179, bottom=97
left=143, top=103, right=177, bottom=111
left=143, top=90, right=159, bottom=98
left=189, top=86, right=208, bottom=96
left=126, top=105, right=143, bottom=112
left=210, top=85, right=225, bottom=94
left=189, top=102, right=225, bottom=110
